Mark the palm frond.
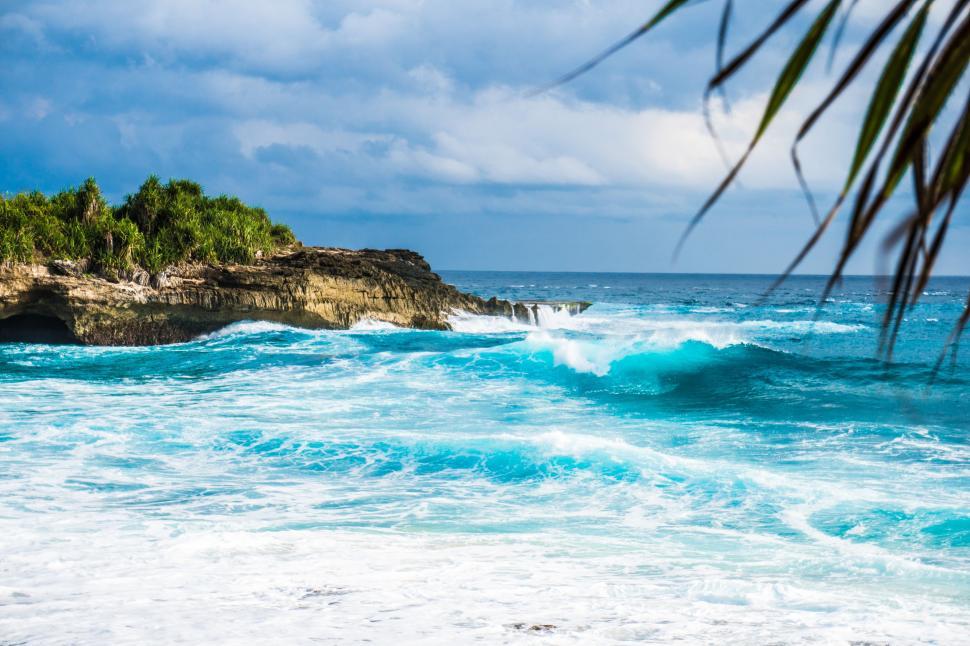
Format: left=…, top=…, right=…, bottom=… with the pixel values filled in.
left=543, top=0, right=970, bottom=368
left=675, top=0, right=840, bottom=257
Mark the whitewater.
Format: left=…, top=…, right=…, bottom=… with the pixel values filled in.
left=1, top=272, right=968, bottom=644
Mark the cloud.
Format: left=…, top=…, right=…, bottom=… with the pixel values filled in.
left=26, top=0, right=331, bottom=73
left=0, top=0, right=875, bottom=198
left=0, top=0, right=964, bottom=274
left=24, top=97, right=53, bottom=120
left=3, top=0, right=711, bottom=94
left=0, top=12, right=50, bottom=47
left=234, top=120, right=388, bottom=160
left=225, top=76, right=860, bottom=194
left=847, top=0, right=959, bottom=27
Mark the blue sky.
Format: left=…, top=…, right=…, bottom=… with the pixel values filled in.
left=1, top=0, right=967, bottom=274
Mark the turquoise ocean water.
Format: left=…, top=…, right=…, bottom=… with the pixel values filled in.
left=1, top=272, right=969, bottom=644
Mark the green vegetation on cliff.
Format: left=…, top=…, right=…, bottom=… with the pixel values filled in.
left=0, top=176, right=297, bottom=274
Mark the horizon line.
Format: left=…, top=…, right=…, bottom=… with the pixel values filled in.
left=437, top=269, right=970, bottom=279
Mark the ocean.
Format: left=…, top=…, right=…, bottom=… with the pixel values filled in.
left=1, top=272, right=968, bottom=644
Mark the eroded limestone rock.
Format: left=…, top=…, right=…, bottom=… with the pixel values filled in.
left=0, top=247, right=589, bottom=346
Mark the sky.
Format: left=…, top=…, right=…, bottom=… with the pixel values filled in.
left=0, top=0, right=967, bottom=274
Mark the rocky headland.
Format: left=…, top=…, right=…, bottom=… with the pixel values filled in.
left=0, top=177, right=588, bottom=345
left=0, top=247, right=590, bottom=345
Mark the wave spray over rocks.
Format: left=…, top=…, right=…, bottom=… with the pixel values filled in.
left=0, top=247, right=587, bottom=345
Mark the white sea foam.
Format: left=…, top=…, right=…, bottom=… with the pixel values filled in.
left=350, top=318, right=399, bottom=331
left=449, top=306, right=863, bottom=347
left=2, top=292, right=967, bottom=644
left=199, top=320, right=297, bottom=339
left=449, top=306, right=872, bottom=376
left=522, top=330, right=625, bottom=376
left=447, top=311, right=532, bottom=333
left=3, top=510, right=967, bottom=645
left=525, top=429, right=703, bottom=471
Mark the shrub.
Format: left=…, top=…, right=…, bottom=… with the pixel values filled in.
left=0, top=176, right=298, bottom=274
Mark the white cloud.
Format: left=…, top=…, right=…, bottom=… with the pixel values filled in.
left=222, top=76, right=859, bottom=194
left=233, top=120, right=390, bottom=159
left=0, top=12, right=50, bottom=47
left=7, top=0, right=679, bottom=82
left=22, top=0, right=339, bottom=74
left=408, top=65, right=454, bottom=95
left=4, top=2, right=910, bottom=216
left=4, top=0, right=876, bottom=201
left=848, top=0, right=959, bottom=28
left=337, top=8, right=409, bottom=46
left=27, top=97, right=53, bottom=120
left=2, top=0, right=964, bottom=273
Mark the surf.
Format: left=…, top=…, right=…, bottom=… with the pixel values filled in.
left=2, top=272, right=969, bottom=644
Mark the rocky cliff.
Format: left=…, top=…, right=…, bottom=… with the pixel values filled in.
left=0, top=247, right=588, bottom=346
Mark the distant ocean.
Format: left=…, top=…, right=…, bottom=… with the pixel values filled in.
left=1, top=272, right=969, bottom=644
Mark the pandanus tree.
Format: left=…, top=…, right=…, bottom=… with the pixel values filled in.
left=549, top=0, right=969, bottom=368
left=0, top=177, right=297, bottom=273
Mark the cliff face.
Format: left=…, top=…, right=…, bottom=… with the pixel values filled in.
left=0, top=247, right=560, bottom=346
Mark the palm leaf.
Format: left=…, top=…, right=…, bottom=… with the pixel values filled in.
left=885, top=13, right=970, bottom=196
left=674, top=0, right=840, bottom=256
left=817, top=0, right=967, bottom=308
left=533, top=0, right=697, bottom=94
left=543, top=0, right=970, bottom=365
left=715, top=0, right=734, bottom=107
left=846, top=1, right=928, bottom=192
left=827, top=0, right=860, bottom=70
left=707, top=0, right=814, bottom=90
left=776, top=0, right=922, bottom=279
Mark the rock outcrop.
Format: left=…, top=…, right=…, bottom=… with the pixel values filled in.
left=0, top=247, right=589, bottom=346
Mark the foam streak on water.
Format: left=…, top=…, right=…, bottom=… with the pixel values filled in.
left=1, top=273, right=969, bottom=644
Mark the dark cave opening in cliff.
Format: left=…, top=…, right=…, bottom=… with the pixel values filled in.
left=0, top=314, right=81, bottom=345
